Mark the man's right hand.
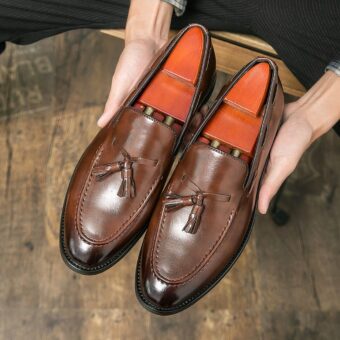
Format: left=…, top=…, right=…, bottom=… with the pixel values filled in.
left=97, top=0, right=173, bottom=127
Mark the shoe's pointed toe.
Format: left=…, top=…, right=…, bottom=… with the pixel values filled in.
left=61, top=217, right=115, bottom=272
left=65, top=234, right=105, bottom=270
left=60, top=210, right=123, bottom=273
left=140, top=271, right=179, bottom=309
left=136, top=247, right=189, bottom=314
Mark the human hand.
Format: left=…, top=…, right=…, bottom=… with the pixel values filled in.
left=258, top=71, right=340, bottom=214
left=97, top=39, right=164, bottom=127
left=97, top=0, right=173, bottom=127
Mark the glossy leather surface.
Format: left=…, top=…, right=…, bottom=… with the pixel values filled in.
left=136, top=57, right=284, bottom=314
left=60, top=24, right=216, bottom=273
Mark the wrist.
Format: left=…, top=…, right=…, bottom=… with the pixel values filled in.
left=125, top=0, right=173, bottom=48
left=296, top=71, right=340, bottom=141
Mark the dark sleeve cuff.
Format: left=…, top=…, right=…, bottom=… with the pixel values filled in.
left=325, top=60, right=340, bottom=76
left=162, top=0, right=187, bottom=16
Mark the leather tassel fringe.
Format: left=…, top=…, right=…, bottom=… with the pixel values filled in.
left=92, top=164, right=121, bottom=181
left=92, top=148, right=157, bottom=199
left=117, top=167, right=136, bottom=198
left=182, top=204, right=204, bottom=234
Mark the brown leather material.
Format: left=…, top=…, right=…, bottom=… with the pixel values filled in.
left=60, top=24, right=216, bottom=274
left=136, top=57, right=284, bottom=315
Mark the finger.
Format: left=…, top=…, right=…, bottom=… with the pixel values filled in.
left=97, top=85, right=127, bottom=128
left=258, top=157, right=293, bottom=214
left=98, top=44, right=152, bottom=127
left=258, top=114, right=314, bottom=214
left=97, top=89, right=120, bottom=128
left=98, top=70, right=137, bottom=127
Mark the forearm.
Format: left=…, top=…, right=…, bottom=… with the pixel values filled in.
left=296, top=71, right=340, bottom=142
left=126, top=0, right=173, bottom=47
left=98, top=0, right=173, bottom=127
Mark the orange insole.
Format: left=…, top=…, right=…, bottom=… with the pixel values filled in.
left=137, top=27, right=204, bottom=123
left=203, top=63, right=271, bottom=157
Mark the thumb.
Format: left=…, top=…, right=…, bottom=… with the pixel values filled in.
left=258, top=156, right=295, bottom=214
left=97, top=65, right=139, bottom=127
left=97, top=40, right=161, bottom=128
left=97, top=87, right=123, bottom=128
left=258, top=114, right=314, bottom=214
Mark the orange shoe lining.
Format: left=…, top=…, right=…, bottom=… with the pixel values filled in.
left=136, top=27, right=204, bottom=124
left=203, top=63, right=271, bottom=158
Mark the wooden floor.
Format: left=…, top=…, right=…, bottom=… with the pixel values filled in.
left=0, top=30, right=339, bottom=340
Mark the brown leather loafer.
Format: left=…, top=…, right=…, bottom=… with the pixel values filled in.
left=60, top=24, right=216, bottom=274
left=136, top=57, right=284, bottom=314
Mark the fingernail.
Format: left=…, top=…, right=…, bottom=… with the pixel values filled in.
left=258, top=208, right=266, bottom=215
left=263, top=201, right=269, bottom=214
left=258, top=201, right=268, bottom=215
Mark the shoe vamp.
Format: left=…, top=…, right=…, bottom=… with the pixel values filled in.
left=152, top=143, right=248, bottom=283
left=79, top=108, right=176, bottom=243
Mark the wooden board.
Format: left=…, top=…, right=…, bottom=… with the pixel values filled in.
left=0, top=30, right=339, bottom=340
left=100, top=29, right=277, bottom=54
left=101, top=29, right=306, bottom=97
left=211, top=31, right=277, bottom=55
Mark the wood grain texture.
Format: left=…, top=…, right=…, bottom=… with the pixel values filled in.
left=211, top=32, right=277, bottom=55
left=0, top=30, right=339, bottom=340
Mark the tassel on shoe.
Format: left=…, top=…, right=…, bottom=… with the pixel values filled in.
left=162, top=179, right=230, bottom=234
left=163, top=192, right=205, bottom=234
left=117, top=165, right=136, bottom=198
left=182, top=197, right=204, bottom=234
left=92, top=148, right=157, bottom=199
left=163, top=194, right=194, bottom=211
left=92, top=163, right=122, bottom=181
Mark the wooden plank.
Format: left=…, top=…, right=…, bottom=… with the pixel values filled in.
left=102, top=29, right=125, bottom=40
left=211, top=37, right=305, bottom=97
left=211, top=31, right=278, bottom=55
left=101, top=29, right=306, bottom=97
left=100, top=29, right=277, bottom=55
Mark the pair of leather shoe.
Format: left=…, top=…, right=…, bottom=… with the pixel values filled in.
left=60, top=24, right=284, bottom=315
